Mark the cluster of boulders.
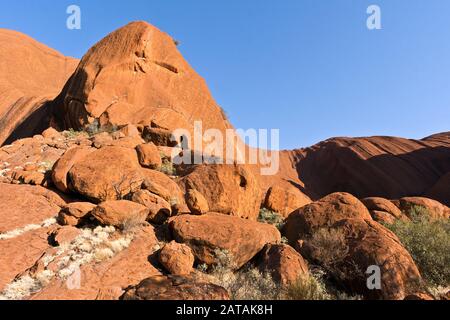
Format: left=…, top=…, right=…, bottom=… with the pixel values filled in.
left=0, top=123, right=448, bottom=300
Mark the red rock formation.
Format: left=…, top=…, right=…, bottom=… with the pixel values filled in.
left=54, top=21, right=232, bottom=139
left=282, top=134, right=450, bottom=202
left=0, top=29, right=78, bottom=145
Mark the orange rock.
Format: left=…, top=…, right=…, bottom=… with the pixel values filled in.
left=361, top=197, right=403, bottom=219
left=170, top=213, right=281, bottom=269
left=50, top=226, right=82, bottom=246
left=91, top=200, right=149, bottom=229
left=136, top=143, right=162, bottom=169
left=284, top=193, right=422, bottom=300
left=0, top=29, right=78, bottom=145
left=256, top=244, right=309, bottom=287
left=397, top=197, right=450, bottom=220
left=121, top=275, right=229, bottom=300
left=30, top=225, right=162, bottom=300
left=58, top=202, right=96, bottom=226
left=131, top=190, right=171, bottom=224
left=141, top=179, right=172, bottom=202
left=180, top=164, right=261, bottom=220
left=185, top=189, right=209, bottom=215
left=264, top=182, right=311, bottom=217
left=69, top=146, right=143, bottom=202
left=283, top=192, right=373, bottom=240
left=56, top=21, right=232, bottom=141
left=52, top=146, right=95, bottom=193
left=159, top=241, right=195, bottom=275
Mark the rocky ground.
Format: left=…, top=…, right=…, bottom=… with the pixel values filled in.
left=0, top=21, right=448, bottom=300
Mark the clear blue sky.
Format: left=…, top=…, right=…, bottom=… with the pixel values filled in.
left=1, top=0, right=449, bottom=149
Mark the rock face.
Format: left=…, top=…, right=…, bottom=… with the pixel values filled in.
left=256, top=244, right=309, bottom=287
left=284, top=193, right=422, bottom=300
left=55, top=21, right=232, bottom=140
left=284, top=134, right=450, bottom=202
left=121, top=275, right=229, bottom=300
left=0, top=29, right=78, bottom=145
left=159, top=241, right=195, bottom=275
left=181, top=164, right=261, bottom=220
left=170, top=213, right=281, bottom=269
left=426, top=172, right=450, bottom=206
left=91, top=200, right=149, bottom=228
left=68, top=146, right=143, bottom=202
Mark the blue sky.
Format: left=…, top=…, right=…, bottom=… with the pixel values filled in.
left=1, top=0, right=449, bottom=149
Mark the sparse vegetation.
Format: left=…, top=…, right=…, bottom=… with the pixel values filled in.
left=0, top=226, right=134, bottom=300
left=385, top=206, right=450, bottom=287
left=285, top=273, right=332, bottom=300
left=159, top=160, right=177, bottom=176
left=258, top=208, right=285, bottom=230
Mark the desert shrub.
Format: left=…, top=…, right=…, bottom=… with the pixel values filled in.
left=84, top=119, right=118, bottom=137
left=211, top=266, right=282, bottom=300
left=385, top=209, right=450, bottom=287
left=285, top=273, right=332, bottom=300
left=63, top=128, right=84, bottom=139
left=306, top=228, right=349, bottom=267
left=204, top=249, right=281, bottom=300
left=159, top=160, right=177, bottom=176
left=258, top=208, right=285, bottom=230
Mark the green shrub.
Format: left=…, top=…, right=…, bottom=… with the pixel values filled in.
left=385, top=208, right=450, bottom=287
left=258, top=208, right=285, bottom=230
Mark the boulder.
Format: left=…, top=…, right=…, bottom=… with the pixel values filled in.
left=361, top=197, right=403, bottom=219
left=52, top=146, right=95, bottom=193
left=159, top=241, right=195, bottom=275
left=185, top=189, right=209, bottom=215
left=68, top=146, right=143, bottom=202
left=396, top=197, right=450, bottom=220
left=264, top=183, right=312, bottom=217
left=169, top=213, right=281, bottom=269
left=91, top=200, right=149, bottom=229
left=141, top=179, right=172, bottom=202
left=121, top=275, right=229, bottom=300
left=58, top=202, right=96, bottom=226
left=283, top=192, right=373, bottom=241
left=119, top=124, right=140, bottom=138
left=141, top=169, right=187, bottom=210
left=131, top=190, right=171, bottom=224
left=180, top=164, right=261, bottom=220
left=142, top=127, right=178, bottom=147
left=136, top=143, right=162, bottom=169
left=0, top=183, right=67, bottom=232
left=256, top=244, right=309, bottom=286
left=56, top=21, right=232, bottom=143
left=50, top=226, right=82, bottom=246
left=284, top=193, right=422, bottom=300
